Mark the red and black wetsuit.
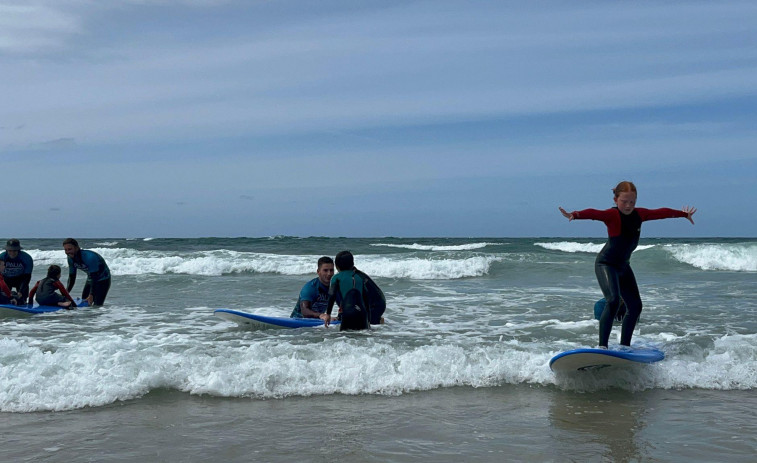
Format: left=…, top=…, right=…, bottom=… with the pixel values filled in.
left=29, top=277, right=76, bottom=307
left=571, top=206, right=688, bottom=347
left=0, top=278, right=13, bottom=304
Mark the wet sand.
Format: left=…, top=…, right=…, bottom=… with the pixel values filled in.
left=2, top=386, right=755, bottom=462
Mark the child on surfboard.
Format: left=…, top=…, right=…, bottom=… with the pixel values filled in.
left=29, top=265, right=77, bottom=308
left=559, top=181, right=696, bottom=348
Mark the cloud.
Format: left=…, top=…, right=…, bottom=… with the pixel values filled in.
left=0, top=2, right=81, bottom=53
left=31, top=137, right=77, bottom=150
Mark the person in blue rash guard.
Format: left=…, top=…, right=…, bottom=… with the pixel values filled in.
left=0, top=239, right=34, bottom=304
left=290, top=256, right=335, bottom=321
left=63, top=238, right=111, bottom=306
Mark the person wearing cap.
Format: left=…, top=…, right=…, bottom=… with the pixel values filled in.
left=62, top=238, right=111, bottom=306
left=0, top=239, right=34, bottom=304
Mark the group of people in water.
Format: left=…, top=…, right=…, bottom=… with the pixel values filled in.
left=293, top=181, right=696, bottom=345
left=2, top=181, right=696, bottom=345
left=0, top=238, right=112, bottom=309
left=291, top=250, right=386, bottom=331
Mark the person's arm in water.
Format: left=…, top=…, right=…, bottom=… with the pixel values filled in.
left=66, top=256, right=77, bottom=292
left=300, top=300, right=330, bottom=320
left=28, top=280, right=40, bottom=305
left=324, top=279, right=340, bottom=327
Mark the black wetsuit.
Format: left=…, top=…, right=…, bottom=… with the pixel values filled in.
left=571, top=206, right=687, bottom=347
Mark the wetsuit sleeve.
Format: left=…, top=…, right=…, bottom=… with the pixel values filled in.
left=362, top=279, right=370, bottom=311
left=326, top=278, right=340, bottom=316
left=0, top=279, right=11, bottom=298
left=28, top=281, right=40, bottom=302
left=20, top=274, right=31, bottom=297
left=22, top=252, right=33, bottom=275
left=572, top=208, right=616, bottom=221
left=54, top=280, right=76, bottom=304
left=67, top=257, right=77, bottom=292
left=636, top=207, right=688, bottom=222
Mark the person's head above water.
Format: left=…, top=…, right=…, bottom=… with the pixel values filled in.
left=334, top=251, right=354, bottom=272
left=316, top=256, right=335, bottom=286
left=612, top=181, right=637, bottom=215
left=47, top=264, right=62, bottom=279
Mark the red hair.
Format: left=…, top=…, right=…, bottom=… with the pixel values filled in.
left=612, top=181, right=637, bottom=199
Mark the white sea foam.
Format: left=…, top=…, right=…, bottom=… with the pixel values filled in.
left=26, top=249, right=500, bottom=279
left=666, top=243, right=757, bottom=272
left=3, top=329, right=755, bottom=412
left=535, top=241, right=655, bottom=253
left=371, top=242, right=500, bottom=251
left=358, top=255, right=501, bottom=279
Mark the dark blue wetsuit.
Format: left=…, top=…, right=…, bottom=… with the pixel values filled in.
left=325, top=268, right=386, bottom=330
left=571, top=207, right=688, bottom=347
left=0, top=250, right=33, bottom=302
left=67, top=249, right=111, bottom=306
left=290, top=278, right=331, bottom=318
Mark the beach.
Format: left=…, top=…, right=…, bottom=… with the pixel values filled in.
left=1, top=237, right=755, bottom=462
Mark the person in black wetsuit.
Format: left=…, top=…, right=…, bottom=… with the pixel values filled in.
left=559, top=181, right=696, bottom=348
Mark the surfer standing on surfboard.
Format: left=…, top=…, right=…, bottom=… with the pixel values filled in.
left=559, top=181, right=696, bottom=348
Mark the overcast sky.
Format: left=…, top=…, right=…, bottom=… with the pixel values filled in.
left=2, top=0, right=755, bottom=238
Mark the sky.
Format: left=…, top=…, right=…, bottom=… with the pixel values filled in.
left=1, top=0, right=756, bottom=238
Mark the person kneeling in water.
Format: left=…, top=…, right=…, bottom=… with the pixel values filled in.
left=29, top=265, right=77, bottom=308
left=324, top=251, right=384, bottom=330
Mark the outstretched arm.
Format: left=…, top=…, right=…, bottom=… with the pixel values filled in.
left=558, top=207, right=575, bottom=221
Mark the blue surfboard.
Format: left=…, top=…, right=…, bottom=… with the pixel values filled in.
left=0, top=299, right=90, bottom=318
left=549, top=346, right=664, bottom=373
left=594, top=298, right=627, bottom=324
left=214, top=309, right=341, bottom=329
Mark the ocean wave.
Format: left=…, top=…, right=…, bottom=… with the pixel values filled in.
left=535, top=241, right=655, bottom=254
left=371, top=242, right=500, bottom=251
left=26, top=248, right=500, bottom=279
left=666, top=243, right=757, bottom=272
left=2, top=331, right=755, bottom=412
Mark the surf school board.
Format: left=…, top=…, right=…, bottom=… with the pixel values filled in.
left=214, top=309, right=341, bottom=329
left=0, top=299, right=89, bottom=318
left=549, top=346, right=664, bottom=373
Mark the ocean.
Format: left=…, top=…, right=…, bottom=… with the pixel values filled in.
left=1, top=237, right=755, bottom=462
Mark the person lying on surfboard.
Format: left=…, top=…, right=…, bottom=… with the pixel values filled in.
left=559, top=181, right=696, bottom=348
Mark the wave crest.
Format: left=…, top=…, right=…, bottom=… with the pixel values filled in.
left=666, top=243, right=757, bottom=272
